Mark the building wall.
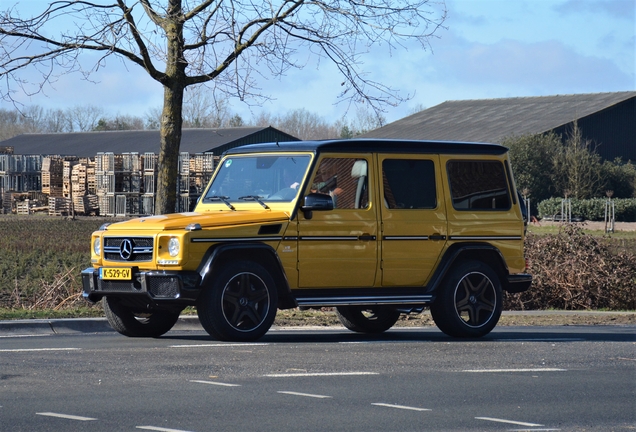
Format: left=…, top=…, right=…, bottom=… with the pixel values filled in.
left=551, top=98, right=636, bottom=162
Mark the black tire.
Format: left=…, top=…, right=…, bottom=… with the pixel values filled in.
left=335, top=306, right=400, bottom=334
left=103, top=296, right=180, bottom=338
left=197, top=261, right=278, bottom=342
left=431, top=260, right=502, bottom=338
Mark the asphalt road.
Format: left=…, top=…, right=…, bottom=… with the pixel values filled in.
left=1, top=325, right=635, bottom=431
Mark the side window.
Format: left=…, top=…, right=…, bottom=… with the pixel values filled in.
left=311, top=158, right=369, bottom=209
left=383, top=159, right=436, bottom=209
left=447, top=160, right=511, bottom=210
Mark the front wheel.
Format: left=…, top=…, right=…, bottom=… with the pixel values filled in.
left=430, top=260, right=502, bottom=338
left=335, top=306, right=400, bottom=333
left=197, top=261, right=278, bottom=342
left=103, top=297, right=180, bottom=338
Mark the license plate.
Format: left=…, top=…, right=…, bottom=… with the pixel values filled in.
left=100, top=267, right=132, bottom=280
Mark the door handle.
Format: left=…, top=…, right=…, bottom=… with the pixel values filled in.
left=358, top=235, right=377, bottom=241
left=429, top=234, right=446, bottom=241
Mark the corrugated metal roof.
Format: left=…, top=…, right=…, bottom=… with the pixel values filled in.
left=0, top=127, right=297, bottom=157
left=362, top=92, right=636, bottom=143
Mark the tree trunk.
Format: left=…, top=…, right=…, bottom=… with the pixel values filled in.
left=154, top=0, right=186, bottom=215
left=154, top=84, right=184, bottom=215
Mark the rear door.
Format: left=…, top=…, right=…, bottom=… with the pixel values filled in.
left=378, top=154, right=447, bottom=286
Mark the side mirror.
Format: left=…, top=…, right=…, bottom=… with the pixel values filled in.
left=300, top=193, right=334, bottom=219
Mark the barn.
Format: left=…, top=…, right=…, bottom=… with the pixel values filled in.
left=362, top=92, right=636, bottom=162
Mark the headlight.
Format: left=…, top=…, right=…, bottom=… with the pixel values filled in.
left=93, top=237, right=101, bottom=256
left=168, top=237, right=180, bottom=257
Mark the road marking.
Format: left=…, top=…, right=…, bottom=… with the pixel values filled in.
left=170, top=343, right=268, bottom=348
left=1, top=348, right=80, bottom=353
left=189, top=380, right=241, bottom=387
left=277, top=391, right=332, bottom=399
left=265, top=371, right=379, bottom=377
left=475, top=416, right=543, bottom=427
left=36, top=412, right=96, bottom=421
left=137, top=427, right=195, bottom=432
left=372, top=403, right=431, bottom=412
left=462, top=368, right=567, bottom=373
left=508, top=429, right=561, bottom=431
left=495, top=338, right=584, bottom=342
left=0, top=334, right=50, bottom=338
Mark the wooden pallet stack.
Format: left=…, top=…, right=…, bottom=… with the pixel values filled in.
left=48, top=196, right=71, bottom=216
left=41, top=157, right=64, bottom=197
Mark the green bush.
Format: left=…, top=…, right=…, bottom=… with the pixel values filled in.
left=537, top=197, right=636, bottom=222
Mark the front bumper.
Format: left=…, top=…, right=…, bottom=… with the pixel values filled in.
left=81, top=267, right=202, bottom=304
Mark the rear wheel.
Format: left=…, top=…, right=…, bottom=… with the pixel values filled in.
left=335, top=306, right=400, bottom=333
left=197, top=261, right=278, bottom=342
left=431, top=260, right=502, bottom=338
left=103, top=297, right=180, bottom=338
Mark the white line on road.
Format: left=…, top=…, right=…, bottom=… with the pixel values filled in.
left=372, top=403, right=432, bottom=412
left=189, top=380, right=241, bottom=387
left=265, top=371, right=379, bottom=377
left=277, top=391, right=332, bottom=399
left=170, top=343, right=269, bottom=348
left=475, top=416, right=544, bottom=427
left=495, top=338, right=584, bottom=342
left=36, top=412, right=96, bottom=421
left=462, top=368, right=567, bottom=373
left=508, top=429, right=561, bottom=431
left=0, top=334, right=50, bottom=338
left=136, top=426, right=195, bottom=432
left=1, top=348, right=80, bottom=353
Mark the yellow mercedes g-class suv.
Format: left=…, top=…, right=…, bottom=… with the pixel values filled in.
left=82, top=139, right=531, bottom=341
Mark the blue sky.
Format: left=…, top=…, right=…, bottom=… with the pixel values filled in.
left=2, top=0, right=634, bottom=124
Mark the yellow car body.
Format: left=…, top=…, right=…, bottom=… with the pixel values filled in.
left=82, top=139, right=531, bottom=340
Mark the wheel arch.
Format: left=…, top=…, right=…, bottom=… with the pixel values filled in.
left=427, top=243, right=509, bottom=294
left=198, top=242, right=296, bottom=309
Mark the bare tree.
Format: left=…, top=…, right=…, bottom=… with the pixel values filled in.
left=0, top=1, right=447, bottom=214
left=182, top=86, right=232, bottom=128
left=552, top=121, right=604, bottom=199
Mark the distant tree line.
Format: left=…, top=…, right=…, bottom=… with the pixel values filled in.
left=504, top=122, right=636, bottom=212
left=0, top=101, right=385, bottom=142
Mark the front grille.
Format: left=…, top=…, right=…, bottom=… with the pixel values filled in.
left=148, top=276, right=181, bottom=299
left=103, top=237, right=153, bottom=262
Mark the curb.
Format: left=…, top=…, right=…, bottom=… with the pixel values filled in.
left=1, top=311, right=634, bottom=336
left=0, top=316, right=202, bottom=336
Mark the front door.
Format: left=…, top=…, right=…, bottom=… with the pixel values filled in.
left=297, top=154, right=379, bottom=288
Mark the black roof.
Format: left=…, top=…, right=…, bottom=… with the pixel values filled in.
left=362, top=91, right=636, bottom=143
left=0, top=127, right=298, bottom=157
left=226, top=138, right=508, bottom=155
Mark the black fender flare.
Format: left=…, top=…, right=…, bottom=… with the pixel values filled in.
left=425, top=243, right=511, bottom=295
left=197, top=242, right=296, bottom=309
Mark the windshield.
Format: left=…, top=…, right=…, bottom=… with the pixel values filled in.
left=203, top=155, right=311, bottom=203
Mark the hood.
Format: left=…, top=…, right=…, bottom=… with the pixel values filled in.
left=104, top=210, right=291, bottom=231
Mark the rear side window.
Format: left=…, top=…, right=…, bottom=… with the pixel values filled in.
left=447, top=160, right=511, bottom=210
left=383, top=159, right=436, bottom=209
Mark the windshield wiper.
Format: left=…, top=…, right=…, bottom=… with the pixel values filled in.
left=203, top=195, right=236, bottom=210
left=238, top=195, right=270, bottom=209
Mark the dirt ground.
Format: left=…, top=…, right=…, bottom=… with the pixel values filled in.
left=273, top=309, right=636, bottom=328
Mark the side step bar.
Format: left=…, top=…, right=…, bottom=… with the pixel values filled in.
left=295, top=294, right=434, bottom=308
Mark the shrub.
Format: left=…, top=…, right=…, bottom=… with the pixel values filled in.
left=537, top=197, right=636, bottom=222
left=504, top=224, right=636, bottom=310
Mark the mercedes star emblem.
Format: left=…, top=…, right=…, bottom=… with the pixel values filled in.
left=119, top=239, right=133, bottom=260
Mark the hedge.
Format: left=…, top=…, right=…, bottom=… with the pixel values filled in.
left=537, top=197, right=636, bottom=222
